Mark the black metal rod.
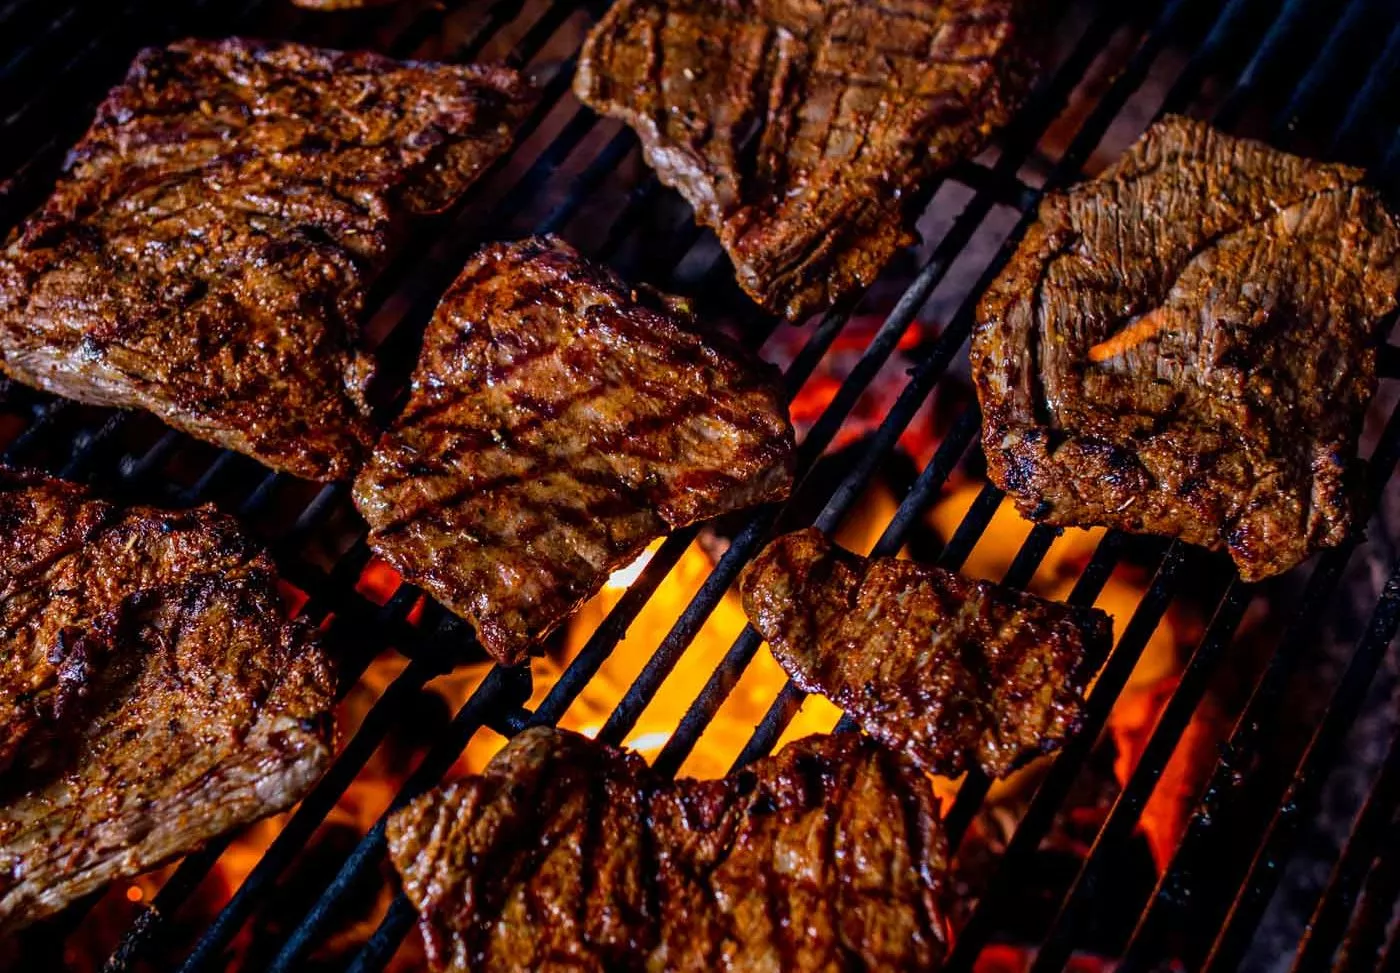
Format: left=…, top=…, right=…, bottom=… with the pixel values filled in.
left=1123, top=400, right=1400, bottom=968
left=1291, top=721, right=1400, bottom=973
left=1339, top=805, right=1400, bottom=973
left=172, top=658, right=445, bottom=973
left=1029, top=579, right=1255, bottom=972
left=263, top=663, right=532, bottom=973
left=1202, top=558, right=1400, bottom=971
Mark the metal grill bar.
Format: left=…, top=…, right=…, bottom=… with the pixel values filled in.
left=1341, top=811, right=1400, bottom=973
left=1292, top=720, right=1400, bottom=972
left=1204, top=562, right=1400, bottom=971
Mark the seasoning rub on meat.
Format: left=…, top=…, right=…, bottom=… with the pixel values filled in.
left=0, top=39, right=536, bottom=481
left=972, top=116, right=1400, bottom=580
left=742, top=528, right=1111, bottom=779
left=575, top=0, right=1035, bottom=321
left=388, top=727, right=949, bottom=972
left=353, top=236, right=795, bottom=665
left=0, top=468, right=334, bottom=932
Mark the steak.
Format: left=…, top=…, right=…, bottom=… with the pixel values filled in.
left=0, top=468, right=334, bottom=931
left=741, top=528, right=1110, bottom=779
left=353, top=236, right=795, bottom=664
left=574, top=0, right=1034, bottom=321
left=972, top=116, right=1400, bottom=580
left=0, top=39, right=536, bottom=481
left=387, top=727, right=949, bottom=972
left=294, top=0, right=396, bottom=7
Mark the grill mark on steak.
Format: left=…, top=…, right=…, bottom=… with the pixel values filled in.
left=0, top=467, right=333, bottom=932
left=387, top=727, right=949, bottom=972
left=0, top=39, right=537, bottom=481
left=575, top=0, right=1035, bottom=321
left=354, top=236, right=795, bottom=664
left=740, top=528, right=1112, bottom=779
left=972, top=116, right=1400, bottom=580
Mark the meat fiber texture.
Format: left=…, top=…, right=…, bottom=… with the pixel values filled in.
left=972, top=116, right=1400, bottom=580
left=0, top=467, right=334, bottom=932
left=576, top=0, right=1035, bottom=321
left=387, top=726, right=949, bottom=972
left=0, top=38, right=537, bottom=481
left=353, top=236, right=795, bottom=664
left=742, top=527, right=1111, bottom=779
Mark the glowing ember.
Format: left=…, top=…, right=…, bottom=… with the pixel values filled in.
left=606, top=541, right=660, bottom=591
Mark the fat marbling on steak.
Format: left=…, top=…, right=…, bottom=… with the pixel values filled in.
left=353, top=236, right=795, bottom=664
left=741, top=528, right=1110, bottom=779
left=0, top=467, right=333, bottom=932
left=575, top=0, right=1034, bottom=321
left=972, top=116, right=1400, bottom=581
left=387, top=727, right=949, bottom=972
left=0, top=39, right=536, bottom=481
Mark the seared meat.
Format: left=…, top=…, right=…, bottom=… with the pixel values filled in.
left=353, top=237, right=795, bottom=664
left=0, top=39, right=536, bottom=481
left=387, top=727, right=948, bottom=972
left=294, top=0, right=396, bottom=7
left=972, top=116, right=1400, bottom=580
left=575, top=0, right=1033, bottom=320
left=741, top=528, right=1110, bottom=779
left=0, top=468, right=333, bottom=932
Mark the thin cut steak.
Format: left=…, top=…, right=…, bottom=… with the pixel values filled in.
left=387, top=727, right=949, bottom=972
left=353, top=236, right=795, bottom=664
left=575, top=0, right=1034, bottom=321
left=972, top=116, right=1400, bottom=580
left=741, top=528, right=1110, bottom=778
left=0, top=468, right=333, bottom=932
left=294, top=0, right=396, bottom=7
left=0, top=39, right=536, bottom=481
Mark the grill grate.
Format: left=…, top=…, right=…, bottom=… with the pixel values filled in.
left=0, top=0, right=1398, bottom=970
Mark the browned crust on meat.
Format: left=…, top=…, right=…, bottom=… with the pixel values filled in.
left=0, top=39, right=537, bottom=480
left=575, top=0, right=1035, bottom=320
left=740, top=527, right=1111, bottom=778
left=387, top=727, right=949, bottom=972
left=0, top=467, right=334, bottom=932
left=971, top=116, right=1400, bottom=580
left=294, top=0, right=398, bottom=7
left=353, top=236, right=795, bottom=664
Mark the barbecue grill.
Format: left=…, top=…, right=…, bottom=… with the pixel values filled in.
left=5, top=0, right=1400, bottom=969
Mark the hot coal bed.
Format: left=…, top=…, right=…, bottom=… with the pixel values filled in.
left=3, top=0, right=1400, bottom=971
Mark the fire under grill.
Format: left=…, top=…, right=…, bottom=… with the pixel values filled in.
left=5, top=0, right=1400, bottom=969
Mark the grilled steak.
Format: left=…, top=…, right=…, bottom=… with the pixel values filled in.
left=972, top=116, right=1400, bottom=580
left=353, top=236, right=795, bottom=664
left=0, top=39, right=536, bottom=481
left=388, top=727, right=949, bottom=972
left=0, top=468, right=333, bottom=931
left=574, top=0, right=1033, bottom=321
left=294, top=0, right=395, bottom=7
left=741, top=528, right=1110, bottom=778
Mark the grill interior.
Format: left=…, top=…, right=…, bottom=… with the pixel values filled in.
left=5, top=0, right=1400, bottom=970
